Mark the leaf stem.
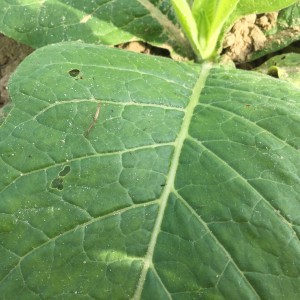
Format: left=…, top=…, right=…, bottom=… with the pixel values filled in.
left=132, top=62, right=213, bottom=299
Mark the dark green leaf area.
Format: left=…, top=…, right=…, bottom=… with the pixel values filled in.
left=171, top=68, right=300, bottom=298
left=0, top=204, right=158, bottom=299
left=120, top=147, right=174, bottom=202
left=50, top=165, right=71, bottom=191
left=1, top=44, right=193, bottom=179
left=151, top=194, right=257, bottom=299
left=0, top=0, right=192, bottom=58
left=0, top=44, right=199, bottom=298
left=0, top=145, right=172, bottom=258
left=2, top=3, right=38, bottom=33
left=194, top=68, right=300, bottom=221
left=277, top=1, right=300, bottom=27
left=1, top=44, right=300, bottom=299
left=0, top=0, right=139, bottom=46
left=51, top=177, right=63, bottom=190
left=7, top=44, right=195, bottom=111
left=59, top=165, right=71, bottom=177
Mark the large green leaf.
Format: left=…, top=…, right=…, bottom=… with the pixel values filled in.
left=1, top=43, right=300, bottom=298
left=0, top=0, right=193, bottom=59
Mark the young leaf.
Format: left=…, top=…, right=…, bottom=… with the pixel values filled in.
left=0, top=0, right=193, bottom=59
left=173, top=0, right=299, bottom=59
left=0, top=43, right=300, bottom=298
left=192, top=0, right=239, bottom=59
left=170, top=0, right=201, bottom=57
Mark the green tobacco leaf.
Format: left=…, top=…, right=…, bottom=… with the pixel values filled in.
left=234, top=0, right=299, bottom=14
left=277, top=0, right=300, bottom=28
left=255, top=53, right=300, bottom=88
left=1, top=43, right=300, bottom=298
left=192, top=0, right=239, bottom=59
left=0, top=0, right=193, bottom=59
left=170, top=0, right=200, bottom=56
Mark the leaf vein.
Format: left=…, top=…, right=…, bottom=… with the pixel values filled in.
left=0, top=201, right=158, bottom=286
left=0, top=143, right=174, bottom=194
left=173, top=189, right=261, bottom=299
left=199, top=103, right=298, bottom=151
left=188, top=135, right=300, bottom=241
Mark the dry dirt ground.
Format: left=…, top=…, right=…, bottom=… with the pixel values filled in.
left=222, top=13, right=278, bottom=62
left=0, top=34, right=33, bottom=106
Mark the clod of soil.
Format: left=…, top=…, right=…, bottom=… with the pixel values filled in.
left=116, top=41, right=171, bottom=58
left=117, top=41, right=152, bottom=54
left=223, top=13, right=278, bottom=63
left=256, top=12, right=278, bottom=31
left=0, top=34, right=33, bottom=106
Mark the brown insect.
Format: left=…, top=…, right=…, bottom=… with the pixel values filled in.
left=84, top=102, right=102, bottom=137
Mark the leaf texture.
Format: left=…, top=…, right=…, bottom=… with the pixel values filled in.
left=0, top=0, right=193, bottom=58
left=0, top=43, right=300, bottom=299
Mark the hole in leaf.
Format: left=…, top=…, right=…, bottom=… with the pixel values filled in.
left=59, top=165, right=71, bottom=177
left=51, top=178, right=64, bottom=190
left=267, top=66, right=279, bottom=78
left=68, top=69, right=80, bottom=77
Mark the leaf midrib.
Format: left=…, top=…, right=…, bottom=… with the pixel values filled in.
left=132, top=62, right=212, bottom=299
left=137, top=0, right=192, bottom=50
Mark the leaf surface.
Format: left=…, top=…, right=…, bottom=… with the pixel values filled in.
left=255, top=53, right=300, bottom=88
left=0, top=43, right=300, bottom=299
left=0, top=0, right=193, bottom=59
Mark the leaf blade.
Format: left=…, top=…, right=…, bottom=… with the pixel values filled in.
left=0, top=0, right=193, bottom=59
left=1, top=43, right=300, bottom=298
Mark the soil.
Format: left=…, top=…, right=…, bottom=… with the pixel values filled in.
left=116, top=41, right=171, bottom=58
left=0, top=34, right=33, bottom=106
left=222, top=13, right=278, bottom=63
